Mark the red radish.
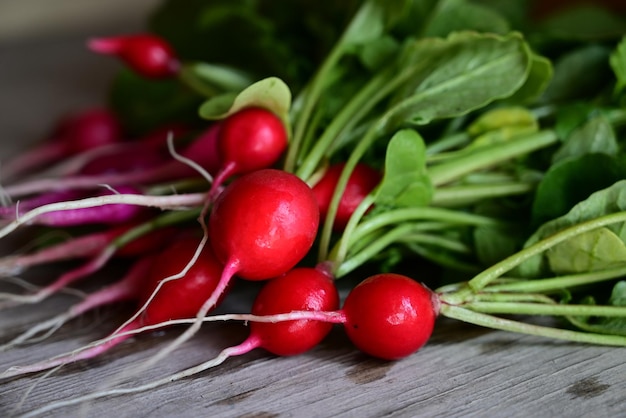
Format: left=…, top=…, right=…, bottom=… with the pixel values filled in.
left=342, top=273, right=438, bottom=360
left=179, top=123, right=222, bottom=176
left=0, top=237, right=226, bottom=377
left=312, top=162, right=381, bottom=230
left=210, top=169, right=318, bottom=280
left=137, top=237, right=227, bottom=325
left=198, top=168, right=320, bottom=332
left=60, top=108, right=123, bottom=153
left=1, top=108, right=122, bottom=181
left=246, top=266, right=340, bottom=356
left=87, top=34, right=180, bottom=78
left=209, top=107, right=288, bottom=199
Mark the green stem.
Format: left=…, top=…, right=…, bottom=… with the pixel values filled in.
left=295, top=65, right=397, bottom=181
left=440, top=304, right=626, bottom=346
left=483, top=264, right=626, bottom=294
left=349, top=207, right=503, bottom=248
left=431, top=182, right=535, bottom=207
left=285, top=42, right=345, bottom=173
left=406, top=243, right=482, bottom=273
left=329, top=194, right=375, bottom=267
left=428, top=130, right=558, bottom=186
left=336, top=226, right=470, bottom=278
left=472, top=292, right=557, bottom=304
left=425, top=132, right=470, bottom=156
left=462, top=301, right=626, bottom=317
left=465, top=211, right=626, bottom=293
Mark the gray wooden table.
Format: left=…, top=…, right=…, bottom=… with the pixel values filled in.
left=1, top=15, right=625, bottom=418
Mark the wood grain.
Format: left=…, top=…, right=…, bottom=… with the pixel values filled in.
left=1, top=13, right=625, bottom=418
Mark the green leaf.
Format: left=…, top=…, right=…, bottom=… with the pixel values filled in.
left=547, top=227, right=626, bottom=274
left=386, top=31, right=531, bottom=129
left=468, top=107, right=538, bottom=137
left=554, top=102, right=599, bottom=140
left=505, top=53, right=553, bottom=105
left=179, top=62, right=254, bottom=98
left=551, top=115, right=619, bottom=164
left=422, top=0, right=510, bottom=38
left=198, top=77, right=292, bottom=125
left=531, top=153, right=626, bottom=228
left=542, top=44, right=612, bottom=103
left=375, top=129, right=433, bottom=207
left=517, top=180, right=626, bottom=277
left=474, top=225, right=523, bottom=267
left=610, top=36, right=626, bottom=96
left=342, top=0, right=408, bottom=50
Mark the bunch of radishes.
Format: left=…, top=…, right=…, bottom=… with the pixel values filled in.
left=3, top=2, right=626, bottom=414
left=0, top=31, right=440, bottom=385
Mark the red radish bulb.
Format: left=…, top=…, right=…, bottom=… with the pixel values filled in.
left=60, top=108, right=123, bottom=153
left=209, top=169, right=319, bottom=281
left=138, top=237, right=227, bottom=325
left=209, top=107, right=288, bottom=198
left=312, top=163, right=381, bottom=230
left=87, top=34, right=180, bottom=78
left=342, top=273, right=438, bottom=360
left=249, top=267, right=340, bottom=356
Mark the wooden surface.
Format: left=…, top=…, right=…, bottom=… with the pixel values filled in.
left=1, top=12, right=626, bottom=418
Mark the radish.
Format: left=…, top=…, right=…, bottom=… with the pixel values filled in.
left=208, top=108, right=288, bottom=199
left=246, top=266, right=340, bottom=356
left=312, top=162, right=381, bottom=230
left=0, top=236, right=226, bottom=377
left=204, top=168, right=320, bottom=317
left=341, top=273, right=438, bottom=360
left=87, top=34, right=180, bottom=79
left=1, top=108, right=122, bottom=181
left=137, top=237, right=227, bottom=325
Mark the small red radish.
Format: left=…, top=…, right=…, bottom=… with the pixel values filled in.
left=210, top=168, right=319, bottom=279
left=137, top=237, right=227, bottom=325
left=312, top=162, right=381, bottom=230
left=179, top=123, right=223, bottom=176
left=87, top=34, right=180, bottom=78
left=342, top=273, right=438, bottom=360
left=209, top=107, right=288, bottom=199
left=247, top=266, right=340, bottom=356
left=1, top=108, right=122, bottom=181
left=59, top=108, right=123, bottom=154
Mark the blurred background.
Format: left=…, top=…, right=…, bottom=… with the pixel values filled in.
left=0, top=0, right=160, bottom=42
